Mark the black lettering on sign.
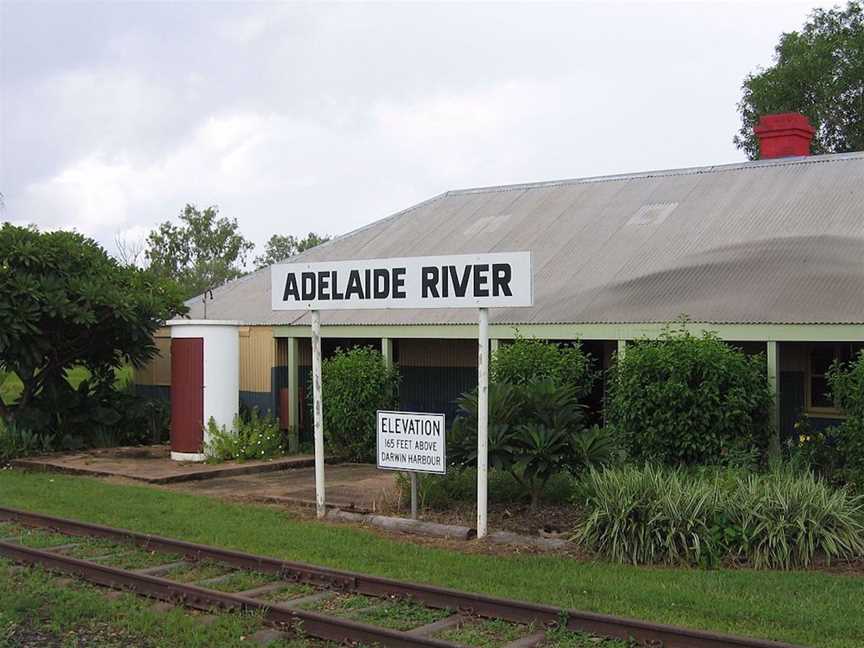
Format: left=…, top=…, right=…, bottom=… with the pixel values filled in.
left=449, top=265, right=471, bottom=297
left=421, top=267, right=439, bottom=298
left=393, top=267, right=406, bottom=298
left=331, top=271, right=345, bottom=300
left=283, top=274, right=300, bottom=301
left=473, top=264, right=489, bottom=297
left=364, top=269, right=372, bottom=297
left=317, top=271, right=330, bottom=300
left=492, top=263, right=512, bottom=296
left=301, top=272, right=315, bottom=300
left=441, top=267, right=449, bottom=297
left=345, top=270, right=364, bottom=299
left=373, top=268, right=390, bottom=298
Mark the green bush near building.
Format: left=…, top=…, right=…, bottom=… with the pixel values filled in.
left=491, top=335, right=595, bottom=399
left=822, top=351, right=864, bottom=491
left=205, top=409, right=290, bottom=462
left=606, top=326, right=773, bottom=466
left=320, top=346, right=399, bottom=462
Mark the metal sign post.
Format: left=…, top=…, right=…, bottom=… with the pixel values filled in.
left=410, top=472, right=418, bottom=519
left=476, top=308, right=489, bottom=538
left=311, top=309, right=326, bottom=519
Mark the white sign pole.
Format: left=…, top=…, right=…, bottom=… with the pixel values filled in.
left=311, top=309, right=326, bottom=519
left=476, top=307, right=489, bottom=539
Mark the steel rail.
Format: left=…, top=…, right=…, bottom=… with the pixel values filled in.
left=0, top=540, right=458, bottom=648
left=0, top=506, right=809, bottom=648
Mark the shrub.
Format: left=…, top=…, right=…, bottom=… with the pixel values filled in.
left=729, top=468, right=864, bottom=569
left=205, top=409, right=287, bottom=462
left=491, top=336, right=594, bottom=399
left=606, top=325, right=773, bottom=466
left=574, top=465, right=721, bottom=566
left=450, top=382, right=611, bottom=508
left=319, top=347, right=399, bottom=463
left=573, top=465, right=864, bottom=568
left=395, top=467, right=575, bottom=511
left=825, top=351, right=864, bottom=490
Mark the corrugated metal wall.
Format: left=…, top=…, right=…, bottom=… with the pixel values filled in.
left=239, top=326, right=274, bottom=393
left=134, top=328, right=171, bottom=386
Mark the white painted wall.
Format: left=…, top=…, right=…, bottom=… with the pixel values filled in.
left=168, top=320, right=240, bottom=461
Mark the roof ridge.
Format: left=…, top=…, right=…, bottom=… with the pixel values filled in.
left=446, top=151, right=864, bottom=196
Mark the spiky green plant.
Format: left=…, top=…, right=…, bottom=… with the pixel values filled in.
left=729, top=468, right=864, bottom=569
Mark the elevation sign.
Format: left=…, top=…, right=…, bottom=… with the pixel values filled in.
left=271, top=252, right=532, bottom=310
left=377, top=411, right=446, bottom=475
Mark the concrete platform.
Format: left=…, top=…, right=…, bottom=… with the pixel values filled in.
left=12, top=445, right=316, bottom=484
left=167, top=463, right=396, bottom=512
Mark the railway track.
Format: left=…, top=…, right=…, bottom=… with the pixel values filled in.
left=0, top=506, right=807, bottom=648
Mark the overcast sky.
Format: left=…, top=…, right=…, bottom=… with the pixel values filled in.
left=0, top=1, right=837, bottom=261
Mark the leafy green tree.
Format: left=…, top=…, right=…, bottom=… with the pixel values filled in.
left=254, top=232, right=331, bottom=269
left=606, top=326, right=773, bottom=465
left=146, top=204, right=254, bottom=298
left=0, top=224, right=186, bottom=432
left=735, top=1, right=864, bottom=158
left=825, top=351, right=864, bottom=490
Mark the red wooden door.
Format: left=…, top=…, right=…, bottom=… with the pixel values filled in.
left=170, top=338, right=204, bottom=453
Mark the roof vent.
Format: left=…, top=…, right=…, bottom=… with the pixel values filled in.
left=754, top=112, right=815, bottom=159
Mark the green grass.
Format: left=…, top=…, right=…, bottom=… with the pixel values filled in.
left=352, top=598, right=451, bottom=631
left=207, top=570, right=276, bottom=593
left=1, top=471, right=862, bottom=647
left=260, top=583, right=316, bottom=602
left=0, top=562, right=275, bottom=648
left=438, top=618, right=528, bottom=647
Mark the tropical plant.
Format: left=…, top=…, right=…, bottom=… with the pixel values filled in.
left=574, top=464, right=864, bottom=569
left=729, top=468, right=864, bottom=569
left=574, top=465, right=721, bottom=566
left=450, top=381, right=602, bottom=508
left=606, top=324, right=773, bottom=466
left=319, top=347, right=399, bottom=462
left=0, top=420, right=53, bottom=462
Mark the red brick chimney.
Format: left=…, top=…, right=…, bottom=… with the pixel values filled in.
left=754, top=112, right=815, bottom=159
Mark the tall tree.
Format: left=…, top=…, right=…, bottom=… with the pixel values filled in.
left=735, top=1, right=864, bottom=158
left=0, top=224, right=187, bottom=428
left=254, top=232, right=331, bottom=269
left=146, top=204, right=254, bottom=299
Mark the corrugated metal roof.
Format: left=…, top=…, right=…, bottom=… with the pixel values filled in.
left=185, top=152, right=864, bottom=327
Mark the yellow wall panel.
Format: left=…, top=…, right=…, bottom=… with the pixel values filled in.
left=240, top=326, right=274, bottom=392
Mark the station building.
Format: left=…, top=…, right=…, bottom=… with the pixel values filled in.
left=135, top=113, right=864, bottom=443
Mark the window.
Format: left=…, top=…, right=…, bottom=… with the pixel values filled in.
left=807, top=343, right=864, bottom=413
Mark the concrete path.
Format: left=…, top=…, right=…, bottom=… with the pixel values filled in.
left=165, top=463, right=396, bottom=512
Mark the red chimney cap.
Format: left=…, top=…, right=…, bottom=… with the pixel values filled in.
left=753, top=112, right=815, bottom=159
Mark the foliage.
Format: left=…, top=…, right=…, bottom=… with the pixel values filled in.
left=491, top=336, right=594, bottom=399
left=146, top=204, right=254, bottom=299
left=735, top=1, right=864, bottom=158
left=0, top=419, right=53, bottom=462
left=731, top=467, right=864, bottom=569
left=253, top=232, right=331, bottom=269
left=799, top=352, right=864, bottom=492
left=574, top=465, right=722, bottom=566
left=319, top=347, right=399, bottom=462
left=574, top=465, right=864, bottom=569
left=450, top=382, right=613, bottom=508
left=0, top=224, right=186, bottom=438
left=205, top=410, right=288, bottom=462
left=395, top=468, right=575, bottom=511
left=606, top=325, right=773, bottom=466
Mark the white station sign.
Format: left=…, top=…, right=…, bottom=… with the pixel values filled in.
left=377, top=411, right=446, bottom=475
left=271, top=252, right=532, bottom=311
